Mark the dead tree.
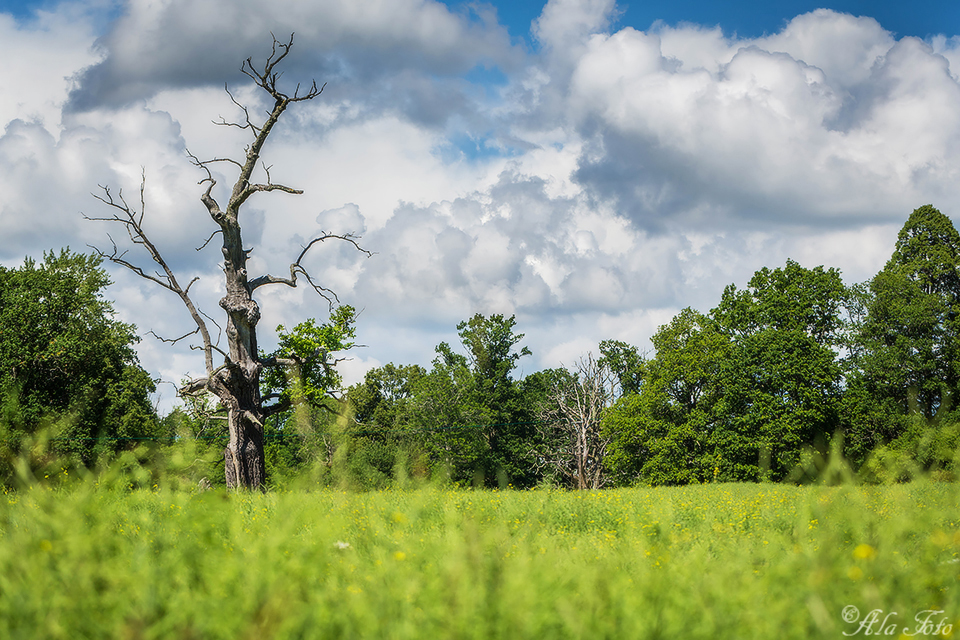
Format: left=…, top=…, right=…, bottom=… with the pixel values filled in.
left=85, top=34, right=369, bottom=490
left=536, top=353, right=617, bottom=489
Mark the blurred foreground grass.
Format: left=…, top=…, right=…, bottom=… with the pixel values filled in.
left=2, top=482, right=960, bottom=639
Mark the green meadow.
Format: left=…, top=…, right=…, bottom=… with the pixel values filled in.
left=2, top=482, right=959, bottom=639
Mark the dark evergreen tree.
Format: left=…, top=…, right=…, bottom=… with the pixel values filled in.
left=842, top=205, right=960, bottom=472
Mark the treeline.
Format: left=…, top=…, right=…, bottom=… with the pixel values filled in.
left=258, top=204, right=960, bottom=488
left=333, top=204, right=960, bottom=488
left=3, top=205, right=960, bottom=489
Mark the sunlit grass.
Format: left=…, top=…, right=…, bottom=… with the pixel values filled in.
left=2, top=482, right=959, bottom=639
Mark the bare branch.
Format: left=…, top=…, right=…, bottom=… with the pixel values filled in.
left=199, top=308, right=223, bottom=349
left=185, top=150, right=225, bottom=221
left=146, top=327, right=200, bottom=345
left=179, top=378, right=209, bottom=397
left=238, top=34, right=322, bottom=104
left=261, top=354, right=300, bottom=369
left=237, top=181, right=304, bottom=204
left=84, top=173, right=217, bottom=376
left=262, top=397, right=293, bottom=419
left=197, top=156, right=244, bottom=171
left=214, top=84, right=262, bottom=134
left=248, top=233, right=373, bottom=306
left=196, top=229, right=223, bottom=251
left=218, top=33, right=325, bottom=217
left=534, top=353, right=614, bottom=489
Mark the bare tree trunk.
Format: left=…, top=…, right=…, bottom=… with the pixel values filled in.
left=215, top=204, right=265, bottom=488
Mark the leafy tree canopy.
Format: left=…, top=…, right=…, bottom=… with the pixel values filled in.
left=604, top=260, right=849, bottom=485
left=888, top=204, right=960, bottom=298
left=0, top=250, right=160, bottom=466
left=598, top=339, right=645, bottom=396
left=853, top=204, right=960, bottom=422
left=262, top=305, right=358, bottom=415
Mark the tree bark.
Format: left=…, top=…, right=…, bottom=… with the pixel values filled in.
left=217, top=214, right=264, bottom=488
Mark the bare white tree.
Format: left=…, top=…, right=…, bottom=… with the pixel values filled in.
left=535, top=353, right=618, bottom=489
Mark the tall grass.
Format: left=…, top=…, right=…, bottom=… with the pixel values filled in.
left=2, top=482, right=959, bottom=639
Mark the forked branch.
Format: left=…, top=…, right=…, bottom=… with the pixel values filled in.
left=84, top=172, right=217, bottom=376
left=240, top=33, right=324, bottom=103
left=248, top=232, right=373, bottom=307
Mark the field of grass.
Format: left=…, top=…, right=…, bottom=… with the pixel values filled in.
left=2, top=481, right=960, bottom=639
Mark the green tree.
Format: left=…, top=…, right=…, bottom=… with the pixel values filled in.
left=855, top=205, right=960, bottom=421
left=602, top=309, right=729, bottom=485
left=841, top=205, right=960, bottom=469
left=344, top=363, right=429, bottom=487
left=0, top=250, right=161, bottom=469
left=711, top=260, right=847, bottom=480
left=389, top=314, right=536, bottom=486
left=407, top=345, right=490, bottom=483
left=258, top=305, right=358, bottom=484
left=454, top=314, right=536, bottom=486
left=261, top=305, right=358, bottom=415
left=349, top=363, right=427, bottom=431
left=598, top=339, right=645, bottom=395
left=603, top=260, right=849, bottom=485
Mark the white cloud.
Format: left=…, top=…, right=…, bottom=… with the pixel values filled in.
left=752, top=9, right=894, bottom=89
left=0, top=4, right=102, bottom=129
left=68, top=0, right=521, bottom=109
left=565, top=10, right=960, bottom=230
left=533, top=0, right=617, bottom=53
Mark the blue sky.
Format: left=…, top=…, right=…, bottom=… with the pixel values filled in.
left=3, top=0, right=958, bottom=39
left=445, top=0, right=960, bottom=41
left=2, top=0, right=960, bottom=408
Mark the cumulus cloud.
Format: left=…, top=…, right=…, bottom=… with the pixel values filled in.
left=533, top=0, right=617, bottom=54
left=0, top=3, right=103, bottom=128
left=67, top=0, right=521, bottom=111
left=562, top=10, right=960, bottom=231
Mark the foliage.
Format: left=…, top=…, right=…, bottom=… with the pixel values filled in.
left=255, top=305, right=358, bottom=484
left=598, top=339, right=645, bottom=396
left=859, top=414, right=960, bottom=483
left=603, top=309, right=729, bottom=485
left=10, top=205, right=960, bottom=491
left=604, top=261, right=849, bottom=485
left=853, top=205, right=960, bottom=422
left=419, top=314, right=537, bottom=487
left=0, top=250, right=161, bottom=470
left=345, top=364, right=430, bottom=488
left=711, top=270, right=846, bottom=480
left=262, top=305, right=358, bottom=413
left=342, top=314, right=542, bottom=488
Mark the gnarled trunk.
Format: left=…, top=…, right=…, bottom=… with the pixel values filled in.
left=224, top=409, right=265, bottom=489
left=217, top=219, right=266, bottom=489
